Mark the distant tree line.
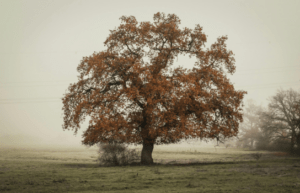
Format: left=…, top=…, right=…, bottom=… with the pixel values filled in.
left=236, top=88, right=300, bottom=155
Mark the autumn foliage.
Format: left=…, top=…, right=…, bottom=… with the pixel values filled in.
left=62, top=12, right=246, bottom=164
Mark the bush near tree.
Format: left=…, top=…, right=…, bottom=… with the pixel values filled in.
left=97, top=142, right=140, bottom=166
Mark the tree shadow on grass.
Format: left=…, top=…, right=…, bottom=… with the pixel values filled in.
left=161, top=160, right=239, bottom=167
left=61, top=161, right=144, bottom=168
left=61, top=155, right=300, bottom=168
left=62, top=163, right=99, bottom=168
left=60, top=159, right=264, bottom=168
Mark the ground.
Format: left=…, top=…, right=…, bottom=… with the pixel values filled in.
left=0, top=145, right=300, bottom=193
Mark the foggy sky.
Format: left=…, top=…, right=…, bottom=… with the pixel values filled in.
left=0, top=0, right=299, bottom=148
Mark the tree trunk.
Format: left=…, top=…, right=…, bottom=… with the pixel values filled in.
left=296, top=134, right=300, bottom=155
left=141, top=141, right=154, bottom=165
left=291, top=135, right=295, bottom=154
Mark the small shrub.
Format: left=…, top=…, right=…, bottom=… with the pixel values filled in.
left=97, top=143, right=140, bottom=166
left=25, top=179, right=35, bottom=185
left=225, top=144, right=231, bottom=148
left=153, top=167, right=161, bottom=174
left=52, top=178, right=66, bottom=183
left=251, top=153, right=262, bottom=161
left=79, top=179, right=88, bottom=183
left=0, top=186, right=11, bottom=191
left=7, top=177, right=18, bottom=185
left=272, top=152, right=289, bottom=157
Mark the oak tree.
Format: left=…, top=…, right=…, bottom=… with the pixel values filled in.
left=293, top=99, right=300, bottom=134
left=264, top=89, right=300, bottom=154
left=62, top=12, right=247, bottom=165
left=256, top=108, right=289, bottom=151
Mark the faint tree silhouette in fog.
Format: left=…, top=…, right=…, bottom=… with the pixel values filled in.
left=256, top=110, right=289, bottom=151
left=236, top=100, right=262, bottom=149
left=265, top=89, right=300, bottom=154
left=252, top=89, right=300, bottom=154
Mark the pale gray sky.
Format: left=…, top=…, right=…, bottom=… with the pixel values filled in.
left=0, top=0, right=299, bottom=148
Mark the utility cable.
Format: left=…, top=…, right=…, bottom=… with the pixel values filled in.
left=1, top=86, right=299, bottom=104
left=0, top=66, right=299, bottom=85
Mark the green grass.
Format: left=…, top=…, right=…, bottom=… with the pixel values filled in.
left=1, top=146, right=300, bottom=193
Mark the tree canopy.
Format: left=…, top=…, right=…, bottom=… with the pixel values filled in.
left=62, top=12, right=247, bottom=164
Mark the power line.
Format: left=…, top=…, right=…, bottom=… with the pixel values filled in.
left=1, top=79, right=299, bottom=90
left=0, top=84, right=299, bottom=104
left=0, top=43, right=272, bottom=54
left=0, top=97, right=62, bottom=101
left=234, top=81, right=300, bottom=88
left=0, top=80, right=76, bottom=84
left=1, top=72, right=299, bottom=89
left=232, top=69, right=300, bottom=75
left=0, top=50, right=94, bottom=54
left=235, top=65, right=300, bottom=72
left=0, top=84, right=71, bottom=88
left=0, top=66, right=299, bottom=85
left=0, top=81, right=299, bottom=98
left=0, top=101, right=61, bottom=104
left=238, top=85, right=300, bottom=90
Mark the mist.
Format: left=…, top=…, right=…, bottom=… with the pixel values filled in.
left=1, top=0, right=299, bottom=150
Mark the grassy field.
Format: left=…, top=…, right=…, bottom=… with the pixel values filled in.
left=1, top=145, right=300, bottom=193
